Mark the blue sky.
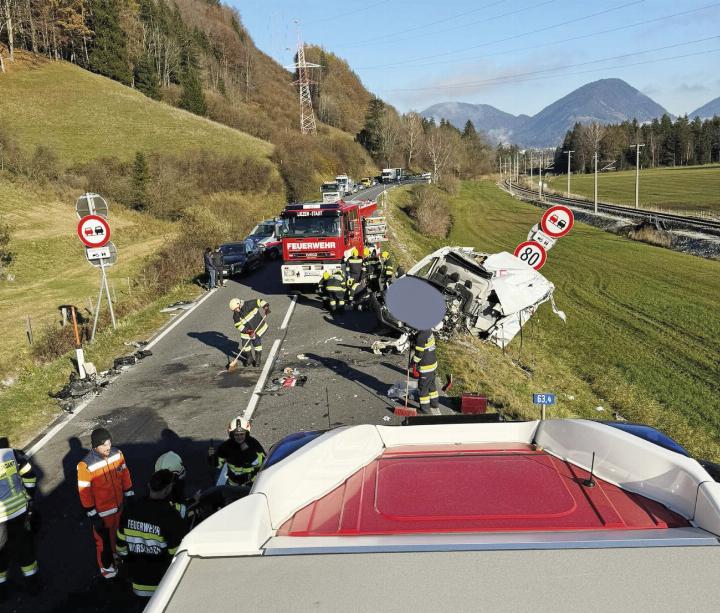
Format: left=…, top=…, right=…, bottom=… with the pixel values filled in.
left=231, top=0, right=720, bottom=116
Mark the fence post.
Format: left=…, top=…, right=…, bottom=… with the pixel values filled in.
left=25, top=315, right=33, bottom=345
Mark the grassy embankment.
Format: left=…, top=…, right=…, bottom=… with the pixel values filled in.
left=544, top=164, right=720, bottom=215
left=0, top=59, right=281, bottom=446
left=387, top=181, right=720, bottom=460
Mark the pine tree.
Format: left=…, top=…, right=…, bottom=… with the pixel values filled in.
left=357, top=96, right=386, bottom=158
left=179, top=47, right=207, bottom=116
left=87, top=0, right=132, bottom=85
left=462, top=120, right=477, bottom=140
left=131, top=151, right=149, bottom=210
left=134, top=54, right=160, bottom=99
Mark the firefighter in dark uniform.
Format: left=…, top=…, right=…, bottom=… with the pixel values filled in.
left=317, top=271, right=332, bottom=310
left=412, top=329, right=441, bottom=415
left=229, top=298, right=270, bottom=367
left=210, top=417, right=266, bottom=489
left=325, top=269, right=346, bottom=313
left=379, top=251, right=395, bottom=291
left=0, top=439, right=38, bottom=599
left=344, top=247, right=365, bottom=284
left=116, top=470, right=188, bottom=599
left=364, top=248, right=382, bottom=293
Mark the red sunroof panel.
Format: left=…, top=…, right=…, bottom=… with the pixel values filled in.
left=277, top=444, right=688, bottom=536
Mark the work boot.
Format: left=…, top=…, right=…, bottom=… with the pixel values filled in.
left=254, top=350, right=263, bottom=367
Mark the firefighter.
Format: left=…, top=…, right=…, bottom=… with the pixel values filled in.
left=229, top=298, right=270, bottom=367
left=0, top=438, right=38, bottom=598
left=412, top=329, right=441, bottom=415
left=116, top=469, right=187, bottom=599
left=379, top=251, right=395, bottom=291
left=344, top=247, right=365, bottom=284
left=77, top=427, right=134, bottom=579
left=325, top=269, right=346, bottom=313
left=209, top=417, right=266, bottom=488
left=364, top=248, right=382, bottom=292
left=317, top=271, right=332, bottom=310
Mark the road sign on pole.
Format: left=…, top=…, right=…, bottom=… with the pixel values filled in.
left=527, top=223, right=556, bottom=251
left=76, top=193, right=109, bottom=219
left=78, top=215, right=111, bottom=248
left=533, top=393, right=556, bottom=420
left=540, top=205, right=574, bottom=238
left=513, top=241, right=547, bottom=270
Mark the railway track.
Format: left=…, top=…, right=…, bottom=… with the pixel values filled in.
left=501, top=180, right=720, bottom=238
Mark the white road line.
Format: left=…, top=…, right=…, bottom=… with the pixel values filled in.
left=280, top=295, right=297, bottom=330
left=26, top=289, right=216, bottom=457
left=242, top=338, right=281, bottom=421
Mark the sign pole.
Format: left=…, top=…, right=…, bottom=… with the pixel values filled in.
left=100, top=258, right=117, bottom=329
left=541, top=403, right=546, bottom=421
left=90, top=269, right=104, bottom=342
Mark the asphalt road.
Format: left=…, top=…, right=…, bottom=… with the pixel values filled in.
left=7, top=182, right=440, bottom=612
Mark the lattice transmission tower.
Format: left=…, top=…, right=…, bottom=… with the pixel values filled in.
left=290, top=29, right=320, bottom=135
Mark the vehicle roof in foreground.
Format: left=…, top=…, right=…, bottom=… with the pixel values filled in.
left=147, top=420, right=720, bottom=612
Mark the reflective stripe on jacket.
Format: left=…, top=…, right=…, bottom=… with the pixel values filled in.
left=233, top=299, right=268, bottom=337
left=77, top=448, right=133, bottom=517
left=0, top=448, right=34, bottom=522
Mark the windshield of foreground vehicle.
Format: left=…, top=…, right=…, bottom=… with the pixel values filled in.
left=251, top=223, right=275, bottom=238
left=220, top=243, right=246, bottom=255
left=282, top=216, right=341, bottom=237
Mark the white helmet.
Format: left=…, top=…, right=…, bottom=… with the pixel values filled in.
left=229, top=298, right=244, bottom=311
left=155, top=451, right=186, bottom=479
left=228, top=416, right=251, bottom=433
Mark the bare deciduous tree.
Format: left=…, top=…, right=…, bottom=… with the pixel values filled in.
left=401, top=112, right=423, bottom=169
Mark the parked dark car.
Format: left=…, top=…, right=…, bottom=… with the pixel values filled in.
left=219, top=241, right=262, bottom=277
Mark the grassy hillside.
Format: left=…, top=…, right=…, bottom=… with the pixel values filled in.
left=388, top=181, right=720, bottom=460
left=545, top=164, right=720, bottom=214
left=0, top=57, right=273, bottom=164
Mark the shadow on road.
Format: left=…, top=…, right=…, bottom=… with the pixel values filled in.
left=187, top=330, right=238, bottom=356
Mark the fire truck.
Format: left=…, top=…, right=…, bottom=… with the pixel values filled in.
left=279, top=199, right=385, bottom=285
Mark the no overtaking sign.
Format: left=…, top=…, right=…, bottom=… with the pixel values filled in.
left=78, top=215, right=111, bottom=248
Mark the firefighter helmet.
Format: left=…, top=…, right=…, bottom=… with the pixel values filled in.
left=323, top=271, right=330, bottom=280
left=229, top=298, right=243, bottom=311
left=363, top=247, right=370, bottom=257
left=381, top=251, right=389, bottom=259
left=351, top=247, right=358, bottom=257
left=228, top=416, right=251, bottom=433
left=155, top=451, right=186, bottom=480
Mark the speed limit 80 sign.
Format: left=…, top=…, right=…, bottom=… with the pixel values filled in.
left=514, top=241, right=547, bottom=270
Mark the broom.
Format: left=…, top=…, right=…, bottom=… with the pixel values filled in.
left=394, top=355, right=417, bottom=417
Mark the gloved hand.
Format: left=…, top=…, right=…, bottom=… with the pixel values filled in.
left=411, top=364, right=420, bottom=379
left=263, top=304, right=271, bottom=316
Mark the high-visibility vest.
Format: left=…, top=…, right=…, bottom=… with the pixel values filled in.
left=412, top=330, right=438, bottom=373
left=0, top=448, right=30, bottom=522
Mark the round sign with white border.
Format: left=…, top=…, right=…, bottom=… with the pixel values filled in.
left=541, top=205, right=574, bottom=238
left=78, top=215, right=111, bottom=248
left=514, top=240, right=547, bottom=270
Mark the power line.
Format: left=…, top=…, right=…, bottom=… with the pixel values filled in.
left=357, top=2, right=720, bottom=71
left=336, top=0, right=508, bottom=49
left=303, top=1, right=389, bottom=25
left=358, top=0, right=644, bottom=70
left=382, top=35, right=720, bottom=92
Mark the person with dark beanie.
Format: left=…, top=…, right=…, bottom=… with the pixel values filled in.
left=76, top=427, right=133, bottom=579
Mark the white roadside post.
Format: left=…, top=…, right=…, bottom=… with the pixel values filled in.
left=71, top=305, right=86, bottom=379
left=594, top=151, right=598, bottom=214
left=564, top=150, right=574, bottom=197
left=632, top=143, right=645, bottom=209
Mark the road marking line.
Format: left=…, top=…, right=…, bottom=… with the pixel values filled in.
left=242, top=338, right=281, bottom=421
left=280, top=295, right=297, bottom=330
left=26, top=289, right=215, bottom=457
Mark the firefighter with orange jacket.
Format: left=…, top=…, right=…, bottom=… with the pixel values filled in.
left=76, top=428, right=134, bottom=579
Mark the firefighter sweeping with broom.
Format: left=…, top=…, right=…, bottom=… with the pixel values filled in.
left=228, top=298, right=270, bottom=369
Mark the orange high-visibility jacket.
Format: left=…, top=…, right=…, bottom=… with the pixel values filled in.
left=77, top=448, right=133, bottom=518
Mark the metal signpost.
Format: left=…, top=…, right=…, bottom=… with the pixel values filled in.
left=76, top=196, right=117, bottom=341
left=532, top=393, right=556, bottom=420
left=514, top=205, right=575, bottom=271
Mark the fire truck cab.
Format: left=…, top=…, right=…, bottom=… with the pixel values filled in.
left=280, top=200, right=379, bottom=285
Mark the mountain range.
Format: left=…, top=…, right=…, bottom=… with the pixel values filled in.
left=690, top=96, right=720, bottom=119
left=422, top=78, right=718, bottom=147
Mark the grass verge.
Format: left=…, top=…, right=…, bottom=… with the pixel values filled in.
left=387, top=180, right=720, bottom=461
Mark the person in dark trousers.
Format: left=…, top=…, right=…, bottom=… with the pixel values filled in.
left=203, top=247, right=216, bottom=290
left=211, top=246, right=225, bottom=288
left=379, top=251, right=395, bottom=291
left=325, top=269, right=346, bottom=314
left=209, top=417, right=266, bottom=488
left=0, top=438, right=39, bottom=600
left=364, top=248, right=382, bottom=292
left=77, top=428, right=134, bottom=579
left=116, top=469, right=188, bottom=600
left=412, top=329, right=441, bottom=415
left=317, top=271, right=332, bottom=311
left=229, top=298, right=270, bottom=366
left=344, top=247, right=365, bottom=284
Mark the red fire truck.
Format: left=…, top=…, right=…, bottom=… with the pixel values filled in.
left=280, top=199, right=384, bottom=285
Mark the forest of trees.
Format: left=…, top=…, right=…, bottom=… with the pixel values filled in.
left=552, top=114, right=720, bottom=174
left=357, top=96, right=495, bottom=185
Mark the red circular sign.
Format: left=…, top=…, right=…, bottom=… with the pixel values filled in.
left=540, top=205, right=574, bottom=238
left=514, top=241, right=547, bottom=270
left=77, top=215, right=111, bottom=248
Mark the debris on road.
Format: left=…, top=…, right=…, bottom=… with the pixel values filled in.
left=297, top=353, right=308, bottom=360
left=266, top=367, right=308, bottom=391
left=123, top=340, right=148, bottom=348
left=160, top=301, right=194, bottom=313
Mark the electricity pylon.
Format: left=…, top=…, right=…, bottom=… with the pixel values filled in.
left=289, top=28, right=320, bottom=135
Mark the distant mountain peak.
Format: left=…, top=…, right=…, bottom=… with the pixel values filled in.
left=420, top=78, right=669, bottom=147
left=691, top=96, right=720, bottom=119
